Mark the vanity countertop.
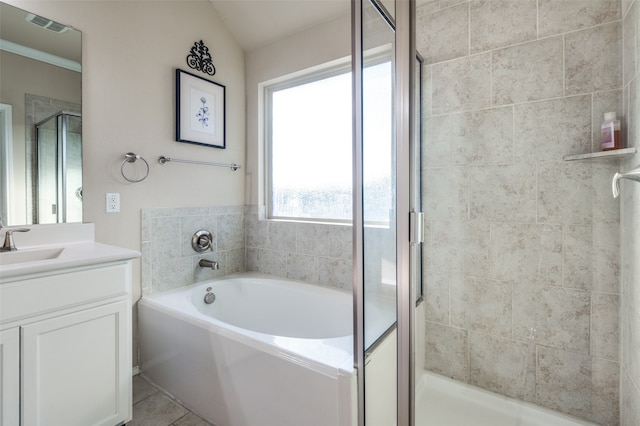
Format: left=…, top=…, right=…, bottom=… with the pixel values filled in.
left=0, top=223, right=140, bottom=280
left=0, top=241, right=140, bottom=280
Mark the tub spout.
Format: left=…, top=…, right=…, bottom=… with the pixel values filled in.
left=612, top=165, right=640, bottom=198
left=199, top=259, right=219, bottom=270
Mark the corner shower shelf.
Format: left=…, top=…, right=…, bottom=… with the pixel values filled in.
left=563, top=147, right=637, bottom=161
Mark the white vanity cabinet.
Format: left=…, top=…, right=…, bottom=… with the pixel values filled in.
left=0, top=328, right=19, bottom=425
left=0, top=259, right=135, bottom=426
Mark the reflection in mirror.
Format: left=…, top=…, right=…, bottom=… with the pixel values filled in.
left=0, top=1, right=81, bottom=226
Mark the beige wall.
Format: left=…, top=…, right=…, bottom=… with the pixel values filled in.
left=244, top=13, right=350, bottom=206
left=5, top=0, right=245, bottom=364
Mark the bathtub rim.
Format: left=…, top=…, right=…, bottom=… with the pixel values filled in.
left=138, top=272, right=354, bottom=377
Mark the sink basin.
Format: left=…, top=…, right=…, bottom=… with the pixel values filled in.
left=0, top=247, right=64, bottom=265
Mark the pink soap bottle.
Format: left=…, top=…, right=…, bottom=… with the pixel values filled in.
left=601, top=112, right=622, bottom=151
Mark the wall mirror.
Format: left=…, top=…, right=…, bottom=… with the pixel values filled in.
left=0, top=1, right=82, bottom=226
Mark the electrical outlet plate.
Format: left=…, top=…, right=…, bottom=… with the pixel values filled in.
left=106, top=193, right=120, bottom=213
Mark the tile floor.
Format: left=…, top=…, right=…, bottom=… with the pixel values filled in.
left=130, top=375, right=215, bottom=426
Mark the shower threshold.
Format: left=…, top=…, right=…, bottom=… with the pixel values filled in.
left=415, top=372, right=598, bottom=426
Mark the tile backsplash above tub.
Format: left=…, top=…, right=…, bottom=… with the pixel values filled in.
left=141, top=206, right=353, bottom=295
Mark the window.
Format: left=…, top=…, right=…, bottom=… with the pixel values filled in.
left=264, top=59, right=393, bottom=224
left=265, top=66, right=352, bottom=222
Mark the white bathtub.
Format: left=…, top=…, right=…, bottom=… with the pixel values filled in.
left=138, top=273, right=355, bottom=426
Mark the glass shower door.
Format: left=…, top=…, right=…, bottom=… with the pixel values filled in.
left=35, top=112, right=82, bottom=224
left=354, top=0, right=417, bottom=424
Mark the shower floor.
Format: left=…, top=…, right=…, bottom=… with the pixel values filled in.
left=415, top=372, right=598, bottom=426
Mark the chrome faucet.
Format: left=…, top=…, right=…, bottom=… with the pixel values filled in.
left=1, top=227, right=30, bottom=252
left=198, top=259, right=219, bottom=270
left=612, top=165, right=640, bottom=198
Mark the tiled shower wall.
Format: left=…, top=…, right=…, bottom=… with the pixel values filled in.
left=140, top=206, right=352, bottom=294
left=621, top=1, right=640, bottom=425
left=419, top=0, right=623, bottom=423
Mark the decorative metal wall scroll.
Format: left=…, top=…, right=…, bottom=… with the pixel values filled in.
left=186, top=40, right=216, bottom=76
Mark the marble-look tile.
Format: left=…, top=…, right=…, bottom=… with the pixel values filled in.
left=423, top=268, right=454, bottom=324
left=565, top=22, right=622, bottom=96
left=297, top=223, right=331, bottom=256
left=423, top=167, right=468, bottom=220
left=592, top=90, right=623, bottom=151
left=469, top=0, right=536, bottom=54
left=623, top=0, right=633, bottom=18
left=450, top=277, right=512, bottom=337
left=416, top=2, right=469, bottom=64
left=172, top=412, right=214, bottom=426
left=423, top=115, right=453, bottom=168
left=225, top=248, right=245, bottom=274
left=427, top=220, right=489, bottom=278
left=428, top=220, right=465, bottom=273
left=432, top=53, right=491, bottom=114
left=133, top=375, right=159, bottom=405
left=151, top=216, right=181, bottom=263
left=424, top=322, right=469, bottom=381
left=141, top=241, right=152, bottom=294
left=537, top=161, right=620, bottom=225
left=180, top=214, right=217, bottom=257
left=256, top=248, right=288, bottom=278
left=440, top=0, right=467, bottom=9
left=592, top=292, right=620, bottom=361
left=328, top=224, right=352, bottom=260
left=129, top=392, right=188, bottom=426
left=287, top=252, right=318, bottom=282
left=245, top=247, right=259, bottom=272
left=635, top=0, right=640, bottom=76
left=621, top=371, right=640, bottom=426
left=491, top=222, right=563, bottom=286
left=151, top=258, right=193, bottom=293
left=536, top=347, right=619, bottom=425
left=513, top=285, right=590, bottom=353
left=422, top=64, right=433, bottom=118
left=513, top=95, right=591, bottom=162
left=417, top=0, right=439, bottom=11
left=468, top=163, right=537, bottom=222
left=623, top=2, right=637, bottom=86
left=628, top=304, right=640, bottom=389
left=629, top=78, right=639, bottom=148
left=592, top=357, right=621, bottom=426
left=267, top=221, right=296, bottom=251
left=451, top=106, right=513, bottom=165
left=217, top=213, right=244, bottom=250
left=538, top=0, right=621, bottom=37
left=564, top=224, right=620, bottom=293
left=492, top=37, right=564, bottom=106
left=463, top=221, right=490, bottom=278
left=318, top=257, right=352, bottom=289
left=244, top=212, right=268, bottom=248
left=469, top=333, right=535, bottom=401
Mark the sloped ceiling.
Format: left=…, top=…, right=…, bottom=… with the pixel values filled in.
left=209, top=0, right=350, bottom=52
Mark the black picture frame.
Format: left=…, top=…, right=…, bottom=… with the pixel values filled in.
left=176, top=69, right=226, bottom=149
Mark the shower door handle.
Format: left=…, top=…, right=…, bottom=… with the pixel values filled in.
left=409, top=211, right=424, bottom=245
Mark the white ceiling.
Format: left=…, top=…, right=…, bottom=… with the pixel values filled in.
left=209, top=0, right=351, bottom=52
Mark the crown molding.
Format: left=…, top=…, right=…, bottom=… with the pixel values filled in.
left=0, top=39, right=80, bottom=73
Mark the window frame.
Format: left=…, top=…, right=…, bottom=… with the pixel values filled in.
left=262, top=58, right=353, bottom=224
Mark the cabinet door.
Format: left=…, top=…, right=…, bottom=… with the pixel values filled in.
left=0, top=328, right=19, bottom=426
left=21, top=301, right=131, bottom=426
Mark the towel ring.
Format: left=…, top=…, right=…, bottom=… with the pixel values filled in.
left=121, top=152, right=149, bottom=183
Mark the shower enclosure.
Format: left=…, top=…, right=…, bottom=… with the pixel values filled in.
left=34, top=111, right=82, bottom=224
left=354, top=0, right=629, bottom=425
